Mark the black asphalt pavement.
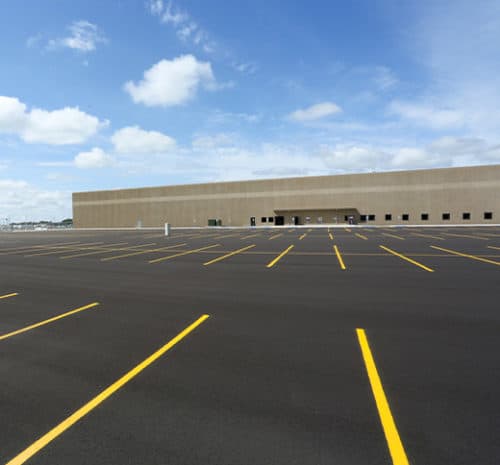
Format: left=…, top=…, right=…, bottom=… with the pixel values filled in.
left=0, top=226, right=499, bottom=465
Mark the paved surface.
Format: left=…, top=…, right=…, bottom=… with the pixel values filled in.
left=0, top=226, right=499, bottom=465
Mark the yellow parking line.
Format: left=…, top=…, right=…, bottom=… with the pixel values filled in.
left=60, top=242, right=129, bottom=259
left=410, top=232, right=444, bottom=241
left=488, top=245, right=500, bottom=251
left=443, top=232, right=488, bottom=241
left=345, top=228, right=352, bottom=232
left=355, top=233, right=368, bottom=241
left=25, top=242, right=105, bottom=257
left=241, top=233, right=259, bottom=239
left=0, top=241, right=82, bottom=255
left=329, top=232, right=334, bottom=240
left=60, top=242, right=156, bottom=260
left=356, top=329, right=410, bottom=465
left=0, top=292, right=18, bottom=300
left=266, top=245, right=294, bottom=268
left=299, top=233, right=307, bottom=240
left=101, top=243, right=187, bottom=261
left=5, top=314, right=209, bottom=465
left=203, top=244, right=256, bottom=265
left=269, top=233, right=283, bottom=240
left=380, top=245, right=434, bottom=272
left=149, top=244, right=220, bottom=264
left=430, top=245, right=500, bottom=266
left=382, top=233, right=405, bottom=241
left=333, top=245, right=346, bottom=270
left=0, top=302, right=100, bottom=342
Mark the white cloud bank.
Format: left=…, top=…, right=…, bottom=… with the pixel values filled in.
left=111, top=126, right=176, bottom=153
left=0, top=179, right=70, bottom=222
left=288, top=102, right=342, bottom=122
left=47, top=20, right=107, bottom=52
left=124, top=55, right=216, bottom=107
left=0, top=96, right=107, bottom=145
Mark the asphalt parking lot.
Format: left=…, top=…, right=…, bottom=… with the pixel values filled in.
left=1, top=226, right=499, bottom=465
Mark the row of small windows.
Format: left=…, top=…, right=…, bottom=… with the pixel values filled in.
left=359, top=212, right=493, bottom=221
left=261, top=217, right=274, bottom=223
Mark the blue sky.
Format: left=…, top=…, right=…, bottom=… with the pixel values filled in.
left=1, top=0, right=499, bottom=221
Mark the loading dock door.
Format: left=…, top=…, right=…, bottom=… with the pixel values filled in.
left=274, top=216, right=285, bottom=226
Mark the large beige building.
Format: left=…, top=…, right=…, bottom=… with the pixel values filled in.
left=73, top=165, right=500, bottom=227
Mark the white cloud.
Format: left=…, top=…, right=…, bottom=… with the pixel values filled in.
left=373, top=66, right=398, bottom=91
left=388, top=101, right=465, bottom=130
left=288, top=102, right=342, bottom=122
left=147, top=1, right=216, bottom=52
left=74, top=147, right=113, bottom=169
left=47, top=20, right=107, bottom=53
left=112, top=126, right=176, bottom=154
left=124, top=55, right=216, bottom=107
left=0, top=179, right=70, bottom=222
left=0, top=96, right=107, bottom=145
left=192, top=133, right=234, bottom=150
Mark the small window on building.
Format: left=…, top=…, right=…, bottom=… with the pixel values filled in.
left=484, top=212, right=493, bottom=220
left=421, top=213, right=429, bottom=221
left=360, top=214, right=367, bottom=222
left=402, top=214, right=409, bottom=221
left=261, top=217, right=267, bottom=223
left=462, top=212, right=471, bottom=220
left=385, top=214, right=392, bottom=221
left=442, top=213, right=450, bottom=220
left=368, top=214, right=376, bottom=221
left=268, top=217, right=274, bottom=223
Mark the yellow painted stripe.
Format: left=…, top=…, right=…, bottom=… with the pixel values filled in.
left=5, top=314, right=209, bottom=465
left=329, top=232, right=334, bottom=240
left=149, top=244, right=220, bottom=264
left=25, top=242, right=104, bottom=257
left=443, top=232, right=488, bottom=241
left=488, top=245, right=500, bottom=251
left=345, top=228, right=352, bottom=232
left=60, top=242, right=129, bottom=259
left=380, top=245, right=434, bottom=272
left=0, top=241, right=82, bottom=255
left=410, top=233, right=444, bottom=241
left=266, top=245, right=294, bottom=268
left=0, top=292, right=18, bottom=300
left=299, top=233, right=307, bottom=240
left=356, top=329, right=410, bottom=465
left=269, top=233, right=283, bottom=240
left=241, top=233, right=259, bottom=239
left=101, top=243, right=187, bottom=261
left=382, top=233, right=405, bottom=241
left=430, top=245, right=500, bottom=266
left=0, top=302, right=99, bottom=342
left=355, top=233, right=368, bottom=241
left=333, top=245, right=346, bottom=270
left=203, top=244, right=256, bottom=265
left=60, top=242, right=156, bottom=260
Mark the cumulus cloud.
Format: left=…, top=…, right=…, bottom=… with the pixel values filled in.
left=0, top=96, right=106, bottom=145
left=47, top=20, right=107, bottom=52
left=74, top=147, right=113, bottom=169
left=124, top=55, right=216, bottom=107
left=388, top=101, right=465, bottom=130
left=0, top=179, right=70, bottom=222
left=111, top=126, right=176, bottom=154
left=288, top=102, right=342, bottom=122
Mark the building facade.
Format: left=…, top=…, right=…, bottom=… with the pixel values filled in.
left=73, top=165, right=500, bottom=227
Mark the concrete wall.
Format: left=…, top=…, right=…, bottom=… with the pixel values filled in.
left=73, top=165, right=500, bottom=227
